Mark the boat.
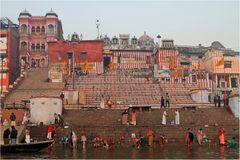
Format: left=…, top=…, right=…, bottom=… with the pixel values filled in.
left=1, top=139, right=54, bottom=153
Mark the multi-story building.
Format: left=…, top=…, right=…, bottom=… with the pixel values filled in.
left=18, top=9, right=63, bottom=67
left=0, top=17, right=20, bottom=94
left=203, top=50, right=239, bottom=94
left=47, top=33, right=104, bottom=82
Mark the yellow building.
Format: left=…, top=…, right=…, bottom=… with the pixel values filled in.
left=204, top=50, right=239, bottom=94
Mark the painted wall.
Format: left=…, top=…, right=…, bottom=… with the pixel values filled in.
left=30, top=97, right=62, bottom=125
left=190, top=89, right=209, bottom=103
left=229, top=96, right=240, bottom=119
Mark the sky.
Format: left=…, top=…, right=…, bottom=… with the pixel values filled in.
left=0, top=0, right=239, bottom=51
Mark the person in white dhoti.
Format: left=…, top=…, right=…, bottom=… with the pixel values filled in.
left=100, top=95, right=105, bottom=109
left=175, top=110, right=180, bottom=125
left=162, top=110, right=167, bottom=125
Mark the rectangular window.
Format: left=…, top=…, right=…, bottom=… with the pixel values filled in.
left=231, top=78, right=238, bottom=88
left=224, top=61, right=232, bottom=68
left=117, top=55, right=121, bottom=64
left=80, top=52, right=87, bottom=61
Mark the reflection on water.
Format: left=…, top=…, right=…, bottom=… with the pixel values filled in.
left=1, top=143, right=239, bottom=159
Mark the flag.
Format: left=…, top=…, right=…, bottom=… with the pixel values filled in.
left=84, top=60, right=89, bottom=70
left=108, top=56, right=115, bottom=71
left=169, top=57, right=175, bottom=70
left=216, top=58, right=224, bottom=67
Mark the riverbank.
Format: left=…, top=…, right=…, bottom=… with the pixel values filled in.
left=29, top=108, right=239, bottom=144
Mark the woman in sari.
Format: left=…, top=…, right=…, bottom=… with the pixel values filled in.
left=131, top=111, right=137, bottom=125
left=219, top=127, right=225, bottom=145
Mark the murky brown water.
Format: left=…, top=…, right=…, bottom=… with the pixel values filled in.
left=1, top=143, right=239, bottom=159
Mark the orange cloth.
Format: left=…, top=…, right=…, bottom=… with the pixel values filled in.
left=219, top=128, right=225, bottom=144
left=132, top=112, right=137, bottom=125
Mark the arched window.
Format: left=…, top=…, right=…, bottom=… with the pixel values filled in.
left=31, top=26, right=35, bottom=33
left=21, top=24, right=27, bottom=33
left=36, top=26, right=40, bottom=32
left=41, top=26, right=45, bottom=33
left=21, top=41, right=27, bottom=50
left=41, top=44, right=45, bottom=50
left=31, top=43, right=35, bottom=50
left=36, top=43, right=40, bottom=50
left=48, top=24, right=54, bottom=33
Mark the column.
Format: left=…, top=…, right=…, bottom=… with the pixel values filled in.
left=229, top=75, right=232, bottom=90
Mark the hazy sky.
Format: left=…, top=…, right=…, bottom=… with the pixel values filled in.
left=0, top=0, right=239, bottom=50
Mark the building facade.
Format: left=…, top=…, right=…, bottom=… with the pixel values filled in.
left=204, top=50, right=239, bottom=94
left=47, top=33, right=103, bottom=82
left=18, top=9, right=63, bottom=67
left=0, top=17, right=20, bottom=93
left=102, top=32, right=155, bottom=50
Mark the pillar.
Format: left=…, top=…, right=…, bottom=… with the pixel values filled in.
left=229, top=75, right=232, bottom=90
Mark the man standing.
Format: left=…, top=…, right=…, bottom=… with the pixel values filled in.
left=162, top=110, right=167, bottom=125
left=186, top=128, right=194, bottom=147
left=3, top=127, right=10, bottom=144
left=218, top=94, right=221, bottom=108
left=160, top=96, right=165, bottom=108
left=175, top=110, right=180, bottom=125
left=10, top=112, right=16, bottom=126
left=165, top=93, right=170, bottom=108
left=214, top=94, right=218, bottom=108
left=10, top=126, right=18, bottom=144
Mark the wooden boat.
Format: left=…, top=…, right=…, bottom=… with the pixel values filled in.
left=1, top=139, right=54, bottom=153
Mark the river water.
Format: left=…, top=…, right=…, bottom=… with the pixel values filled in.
left=1, top=143, right=239, bottom=159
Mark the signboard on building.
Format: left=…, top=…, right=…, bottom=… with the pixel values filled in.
left=48, top=71, right=63, bottom=82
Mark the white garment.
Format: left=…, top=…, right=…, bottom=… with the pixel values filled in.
left=72, top=131, right=77, bottom=142
left=81, top=135, right=87, bottom=149
left=100, top=101, right=105, bottom=109
left=175, top=111, right=180, bottom=125
left=162, top=111, right=167, bottom=125
left=25, top=134, right=31, bottom=143
left=72, top=131, right=77, bottom=148
left=47, top=132, right=52, bottom=140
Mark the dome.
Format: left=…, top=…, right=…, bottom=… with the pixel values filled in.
left=45, top=8, right=58, bottom=17
left=19, top=9, right=31, bottom=17
left=138, top=31, right=153, bottom=42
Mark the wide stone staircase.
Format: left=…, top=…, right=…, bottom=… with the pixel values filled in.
left=65, top=108, right=238, bottom=142
left=66, top=72, right=162, bottom=109
left=160, top=83, right=213, bottom=107
left=3, top=68, right=64, bottom=105
left=29, top=108, right=239, bottom=144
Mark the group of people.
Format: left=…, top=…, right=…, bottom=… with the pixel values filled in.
left=54, top=113, right=64, bottom=129
left=160, top=93, right=171, bottom=108
left=3, top=126, right=18, bottom=144
left=121, top=110, right=137, bottom=126
left=213, top=93, right=230, bottom=108
left=100, top=95, right=113, bottom=109
left=185, top=127, right=237, bottom=149
left=61, top=129, right=87, bottom=149
left=162, top=109, right=180, bottom=125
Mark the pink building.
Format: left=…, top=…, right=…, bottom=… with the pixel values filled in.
left=18, top=9, right=63, bottom=67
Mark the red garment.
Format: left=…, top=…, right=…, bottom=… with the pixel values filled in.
left=219, top=128, right=225, bottom=136
left=48, top=124, right=55, bottom=133
left=147, top=129, right=154, bottom=137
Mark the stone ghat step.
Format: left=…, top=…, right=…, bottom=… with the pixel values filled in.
left=29, top=125, right=239, bottom=143
left=63, top=108, right=239, bottom=127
